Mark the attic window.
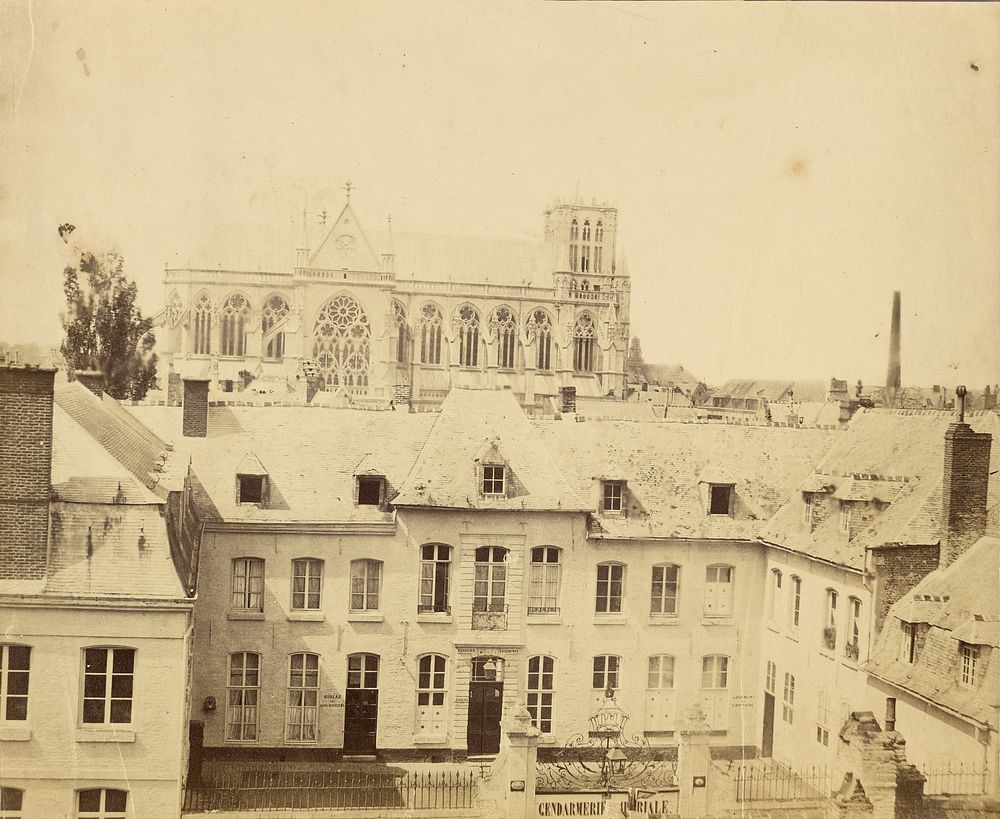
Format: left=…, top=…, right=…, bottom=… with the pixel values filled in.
left=482, top=465, right=505, bottom=496
left=709, top=484, right=734, bottom=516
left=238, top=475, right=265, bottom=505
left=602, top=481, right=624, bottom=513
left=358, top=477, right=383, bottom=506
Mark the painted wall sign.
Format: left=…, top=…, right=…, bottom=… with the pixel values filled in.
left=732, top=694, right=754, bottom=707
left=535, top=791, right=678, bottom=817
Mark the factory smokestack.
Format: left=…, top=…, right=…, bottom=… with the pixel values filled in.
left=886, top=291, right=901, bottom=408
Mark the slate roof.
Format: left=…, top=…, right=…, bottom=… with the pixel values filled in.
left=762, top=410, right=1000, bottom=570
left=534, top=419, right=837, bottom=540
left=715, top=379, right=830, bottom=404
left=633, top=363, right=703, bottom=393
left=393, top=389, right=588, bottom=512
left=865, top=535, right=1000, bottom=728
left=128, top=403, right=438, bottom=522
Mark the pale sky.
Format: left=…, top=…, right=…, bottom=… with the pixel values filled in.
left=1, top=1, right=997, bottom=388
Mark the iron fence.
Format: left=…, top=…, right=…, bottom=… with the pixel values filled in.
left=732, top=763, right=833, bottom=802
left=183, top=767, right=477, bottom=812
left=921, top=762, right=987, bottom=795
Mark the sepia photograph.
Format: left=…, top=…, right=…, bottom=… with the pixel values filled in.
left=0, top=2, right=998, bottom=817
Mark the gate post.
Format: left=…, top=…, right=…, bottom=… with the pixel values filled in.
left=677, top=703, right=713, bottom=818
left=504, top=703, right=541, bottom=819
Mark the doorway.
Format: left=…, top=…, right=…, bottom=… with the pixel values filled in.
left=344, top=653, right=379, bottom=755
left=467, top=656, right=504, bottom=755
left=761, top=690, right=775, bottom=758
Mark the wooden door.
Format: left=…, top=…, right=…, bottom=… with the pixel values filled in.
left=344, top=654, right=379, bottom=755
left=761, top=691, right=775, bottom=758
left=467, top=681, right=503, bottom=755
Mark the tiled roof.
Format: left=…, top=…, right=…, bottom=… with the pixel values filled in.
left=716, top=379, right=829, bottom=404
left=127, top=403, right=438, bottom=522
left=54, top=380, right=171, bottom=494
left=866, top=535, right=1000, bottom=728
left=393, top=389, right=587, bottom=512
left=762, top=410, right=1000, bottom=569
left=535, top=419, right=837, bottom=540
left=45, top=502, right=185, bottom=599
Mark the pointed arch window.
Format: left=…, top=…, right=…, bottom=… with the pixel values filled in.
left=573, top=313, right=597, bottom=373
left=313, top=294, right=371, bottom=388
left=193, top=292, right=212, bottom=355
left=393, top=301, right=409, bottom=364
left=455, top=305, right=480, bottom=368
left=492, top=307, right=517, bottom=369
left=582, top=220, right=591, bottom=241
left=418, top=303, right=443, bottom=365
left=221, top=293, right=250, bottom=357
left=570, top=219, right=579, bottom=241
left=527, top=310, right=552, bottom=370
left=261, top=295, right=289, bottom=360
left=167, top=291, right=184, bottom=328
left=595, top=221, right=604, bottom=243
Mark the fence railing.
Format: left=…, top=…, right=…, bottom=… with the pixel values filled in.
left=183, top=768, right=477, bottom=812
left=732, top=763, right=832, bottom=802
left=921, top=762, right=987, bottom=795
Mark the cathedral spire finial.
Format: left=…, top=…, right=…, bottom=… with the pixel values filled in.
left=343, top=179, right=354, bottom=202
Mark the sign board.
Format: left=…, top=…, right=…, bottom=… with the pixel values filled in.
left=536, top=791, right=678, bottom=817
left=732, top=694, right=754, bottom=708
left=692, top=776, right=706, bottom=788
left=510, top=780, right=525, bottom=792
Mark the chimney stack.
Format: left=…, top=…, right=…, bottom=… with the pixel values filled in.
left=182, top=377, right=211, bottom=438
left=73, top=369, right=105, bottom=397
left=0, top=365, right=56, bottom=579
left=885, top=291, right=901, bottom=408
left=941, top=386, right=992, bottom=567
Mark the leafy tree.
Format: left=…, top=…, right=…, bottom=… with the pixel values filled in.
left=60, top=250, right=157, bottom=400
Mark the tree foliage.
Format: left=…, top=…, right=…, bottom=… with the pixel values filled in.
left=60, top=251, right=157, bottom=400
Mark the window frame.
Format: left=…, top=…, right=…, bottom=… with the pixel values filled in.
left=285, top=652, right=320, bottom=743
left=708, top=484, right=734, bottom=516
left=290, top=558, right=323, bottom=611
left=823, top=589, right=839, bottom=650
left=595, top=562, right=625, bottom=614
left=481, top=465, right=505, bottom=496
left=76, top=788, right=128, bottom=818
left=839, top=501, right=852, bottom=536
left=782, top=673, right=795, bottom=724
left=357, top=476, right=384, bottom=507
left=592, top=655, right=621, bottom=692
left=845, top=597, right=862, bottom=660
left=237, top=474, right=265, bottom=505
left=960, top=643, right=979, bottom=687
left=81, top=647, right=135, bottom=726
left=526, top=655, right=555, bottom=734
left=900, top=622, right=916, bottom=664
left=226, top=651, right=261, bottom=742
left=473, top=546, right=508, bottom=613
left=701, top=655, right=729, bottom=690
left=419, top=544, right=452, bottom=614
left=231, top=557, right=265, bottom=612
left=765, top=660, right=776, bottom=695
left=789, top=575, right=802, bottom=629
left=0, top=786, right=24, bottom=817
left=647, top=655, right=676, bottom=690
left=602, top=481, right=624, bottom=513
left=528, top=546, right=561, bottom=615
left=650, top=564, right=680, bottom=616
left=0, top=644, right=30, bottom=722
left=704, top=564, right=734, bottom=618
left=816, top=689, right=830, bottom=745
left=768, top=569, right=783, bottom=623
left=350, top=559, right=382, bottom=612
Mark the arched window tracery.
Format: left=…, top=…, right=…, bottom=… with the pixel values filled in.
left=570, top=219, right=579, bottom=241
left=491, top=306, right=517, bottom=369
left=167, top=291, right=183, bottom=328
left=220, top=293, right=250, bottom=357
left=313, top=294, right=371, bottom=388
left=595, top=221, right=604, bottom=243
left=418, top=303, right=443, bottom=365
left=582, top=220, right=591, bottom=241
left=526, top=309, right=553, bottom=371
left=455, top=305, right=480, bottom=368
left=261, top=294, right=289, bottom=360
left=393, top=301, right=409, bottom=364
left=193, top=292, right=212, bottom=355
left=573, top=312, right=597, bottom=373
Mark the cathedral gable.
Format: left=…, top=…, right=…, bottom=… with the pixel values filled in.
left=309, top=201, right=382, bottom=272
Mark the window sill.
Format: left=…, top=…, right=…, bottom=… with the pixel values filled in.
left=785, top=631, right=800, bottom=643
left=76, top=728, right=136, bottom=743
left=0, top=725, right=31, bottom=741
left=228, top=611, right=265, bottom=621
left=819, top=648, right=836, bottom=661
left=593, top=615, right=628, bottom=625
left=766, top=622, right=780, bottom=634
left=647, top=615, right=680, bottom=626
left=526, top=615, right=562, bottom=625
left=416, top=613, right=453, bottom=624
left=414, top=734, right=449, bottom=746
left=701, top=616, right=735, bottom=626
left=347, top=612, right=384, bottom=623
left=287, top=611, right=325, bottom=622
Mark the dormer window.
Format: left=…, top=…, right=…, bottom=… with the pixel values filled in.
left=357, top=477, right=384, bottom=506
left=839, top=502, right=852, bottom=536
left=235, top=452, right=269, bottom=507
left=709, top=484, right=734, bottom=516
left=960, top=644, right=979, bottom=687
left=482, top=465, right=505, bottom=496
left=602, top=481, right=624, bottom=513
left=238, top=475, right=265, bottom=504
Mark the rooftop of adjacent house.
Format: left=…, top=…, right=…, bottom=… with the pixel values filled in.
left=713, top=378, right=830, bottom=404
left=762, top=409, right=1000, bottom=570
left=865, top=534, right=1000, bottom=728
left=534, top=418, right=838, bottom=540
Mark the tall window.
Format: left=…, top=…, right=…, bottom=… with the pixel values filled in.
left=701, top=655, right=729, bottom=689
left=846, top=597, right=862, bottom=660
left=593, top=655, right=620, bottom=691
left=595, top=221, right=604, bottom=273
left=816, top=690, right=830, bottom=745
left=82, top=648, right=134, bottom=724
left=473, top=547, right=508, bottom=612
left=595, top=221, right=604, bottom=243
left=647, top=655, right=675, bottom=690
left=261, top=294, right=290, bottom=360
left=291, top=558, right=323, bottom=611
left=602, top=481, right=623, bottom=512
left=790, top=576, right=802, bottom=629
left=900, top=622, right=916, bottom=663
left=77, top=789, right=128, bottom=818
left=227, top=652, right=260, bottom=741
left=1, top=787, right=23, bottom=818
left=801, top=493, right=813, bottom=526
left=650, top=564, right=679, bottom=615
left=768, top=569, right=782, bottom=623
left=823, top=589, right=838, bottom=649
left=455, top=305, right=480, bottom=367
left=492, top=307, right=517, bottom=368
left=570, top=218, right=579, bottom=241
left=529, top=546, right=561, bottom=614
left=839, top=502, right=852, bottom=536
left=220, top=293, right=250, bottom=356
left=416, top=654, right=447, bottom=735
left=0, top=644, right=30, bottom=721
left=193, top=292, right=212, bottom=355
left=596, top=562, right=624, bottom=614
left=782, top=673, right=795, bottom=723
left=419, top=303, right=443, bottom=364
left=419, top=544, right=451, bottom=613
left=570, top=219, right=579, bottom=272
left=232, top=557, right=265, bottom=611
left=527, top=655, right=555, bottom=733
left=482, top=465, right=505, bottom=495
left=313, top=294, right=371, bottom=388
left=580, top=244, right=590, bottom=273
left=704, top=565, right=734, bottom=617
left=961, top=644, right=979, bottom=687
left=573, top=313, right=596, bottom=372
left=347, top=653, right=379, bottom=690
left=527, top=310, right=552, bottom=370
left=582, top=220, right=591, bottom=241
left=765, top=660, right=776, bottom=695
left=350, top=559, right=382, bottom=611
left=393, top=300, right=409, bottom=364
left=286, top=653, right=319, bottom=742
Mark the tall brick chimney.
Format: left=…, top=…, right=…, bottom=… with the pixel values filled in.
left=73, top=369, right=105, bottom=396
left=0, top=365, right=56, bottom=579
left=182, top=377, right=210, bottom=438
left=941, top=386, right=992, bottom=567
left=885, top=291, right=901, bottom=408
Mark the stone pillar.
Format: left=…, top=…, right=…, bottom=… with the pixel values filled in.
left=523, top=363, right=536, bottom=408
left=676, top=704, right=713, bottom=818
left=504, top=705, right=540, bottom=819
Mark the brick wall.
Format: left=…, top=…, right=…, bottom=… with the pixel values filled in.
left=941, top=423, right=992, bottom=567
left=182, top=379, right=210, bottom=437
left=0, top=366, right=55, bottom=579
left=870, top=545, right=939, bottom=632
